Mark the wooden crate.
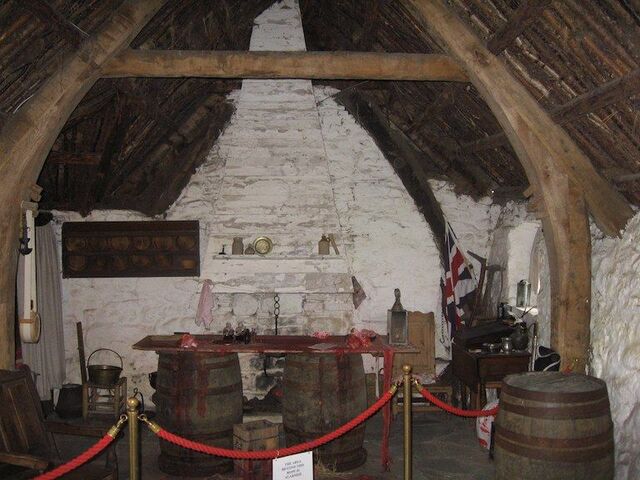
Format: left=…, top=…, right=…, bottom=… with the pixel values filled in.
left=233, top=420, right=280, bottom=480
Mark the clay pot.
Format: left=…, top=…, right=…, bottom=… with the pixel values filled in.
left=89, top=237, right=108, bottom=251
left=93, top=256, right=107, bottom=270
left=55, top=384, right=83, bottom=419
left=179, top=258, right=197, bottom=270
left=67, top=255, right=87, bottom=272
left=176, top=236, right=197, bottom=251
left=131, top=255, right=152, bottom=268
left=65, top=237, right=86, bottom=252
left=110, top=236, right=131, bottom=251
left=133, top=236, right=151, bottom=251
left=232, top=237, right=244, bottom=255
left=152, top=236, right=176, bottom=251
left=511, top=323, right=529, bottom=351
left=155, top=254, right=172, bottom=268
left=112, top=255, right=128, bottom=271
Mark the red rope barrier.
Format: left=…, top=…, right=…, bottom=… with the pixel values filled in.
left=32, top=434, right=115, bottom=480
left=417, top=385, right=499, bottom=417
left=150, top=388, right=396, bottom=460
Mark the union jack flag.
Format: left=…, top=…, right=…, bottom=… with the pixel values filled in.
left=442, top=222, right=477, bottom=338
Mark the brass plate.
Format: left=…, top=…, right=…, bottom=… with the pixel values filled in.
left=253, top=236, right=273, bottom=255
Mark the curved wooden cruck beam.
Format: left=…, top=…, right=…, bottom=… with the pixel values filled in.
left=404, top=0, right=634, bottom=372
left=0, top=0, right=167, bottom=368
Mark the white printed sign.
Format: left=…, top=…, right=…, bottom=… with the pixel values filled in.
left=272, top=451, right=313, bottom=480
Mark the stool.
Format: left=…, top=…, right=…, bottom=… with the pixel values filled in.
left=83, top=377, right=127, bottom=419
left=392, top=383, right=453, bottom=417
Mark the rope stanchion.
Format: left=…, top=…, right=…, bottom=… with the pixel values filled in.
left=402, top=365, right=412, bottom=480
left=414, top=379, right=499, bottom=417
left=141, top=385, right=398, bottom=460
left=33, top=415, right=127, bottom=480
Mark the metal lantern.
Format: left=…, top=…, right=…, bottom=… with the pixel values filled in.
left=516, top=280, right=532, bottom=307
left=387, top=288, right=408, bottom=345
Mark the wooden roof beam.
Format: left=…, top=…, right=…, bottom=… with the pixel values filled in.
left=20, top=0, right=88, bottom=47
left=486, top=0, right=554, bottom=54
left=458, top=67, right=640, bottom=153
left=103, top=50, right=469, bottom=82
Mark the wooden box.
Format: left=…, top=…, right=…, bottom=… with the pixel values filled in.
left=233, top=420, right=280, bottom=480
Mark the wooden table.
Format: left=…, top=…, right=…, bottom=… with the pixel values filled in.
left=452, top=341, right=530, bottom=409
left=133, top=333, right=417, bottom=356
left=134, top=334, right=417, bottom=471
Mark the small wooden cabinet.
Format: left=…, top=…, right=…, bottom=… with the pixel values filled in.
left=392, top=311, right=435, bottom=378
left=452, top=341, right=530, bottom=409
left=392, top=311, right=438, bottom=415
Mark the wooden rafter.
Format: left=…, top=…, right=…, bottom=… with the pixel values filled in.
left=0, top=0, right=167, bottom=369
left=47, top=151, right=101, bottom=165
left=103, top=50, right=469, bottom=82
left=486, top=0, right=554, bottom=54
left=458, top=67, right=640, bottom=153
left=553, top=68, right=640, bottom=123
left=20, top=0, right=88, bottom=47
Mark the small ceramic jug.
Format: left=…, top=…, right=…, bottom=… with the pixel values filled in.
left=232, top=237, right=244, bottom=255
left=511, top=322, right=529, bottom=350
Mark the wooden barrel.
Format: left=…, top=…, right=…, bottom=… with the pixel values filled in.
left=154, top=352, right=243, bottom=476
left=495, top=372, right=614, bottom=480
left=283, top=353, right=367, bottom=471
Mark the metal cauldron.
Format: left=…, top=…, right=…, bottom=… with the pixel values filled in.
left=87, top=348, right=123, bottom=385
left=55, top=384, right=83, bottom=418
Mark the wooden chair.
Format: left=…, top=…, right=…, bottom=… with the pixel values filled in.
left=0, top=368, right=117, bottom=480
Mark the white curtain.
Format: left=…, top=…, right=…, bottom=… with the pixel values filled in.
left=22, top=223, right=66, bottom=399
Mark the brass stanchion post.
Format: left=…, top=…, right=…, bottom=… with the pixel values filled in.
left=403, top=364, right=412, bottom=480
left=127, top=397, right=140, bottom=480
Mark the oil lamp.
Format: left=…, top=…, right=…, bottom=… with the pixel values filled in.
left=387, top=288, right=408, bottom=345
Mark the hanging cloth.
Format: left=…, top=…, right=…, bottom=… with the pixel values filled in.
left=22, top=223, right=66, bottom=399
left=195, top=279, right=214, bottom=330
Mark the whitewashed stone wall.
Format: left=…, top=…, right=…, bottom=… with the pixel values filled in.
left=316, top=88, right=497, bottom=360
left=486, top=202, right=539, bottom=308
left=55, top=0, right=497, bottom=401
left=591, top=212, right=640, bottom=480
left=484, top=202, right=550, bottom=344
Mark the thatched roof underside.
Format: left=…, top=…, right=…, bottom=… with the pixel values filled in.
left=1, top=0, right=638, bottom=215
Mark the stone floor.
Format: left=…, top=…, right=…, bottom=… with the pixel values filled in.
left=52, top=410, right=494, bottom=480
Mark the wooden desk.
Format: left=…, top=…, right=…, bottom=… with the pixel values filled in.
left=452, top=342, right=530, bottom=409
